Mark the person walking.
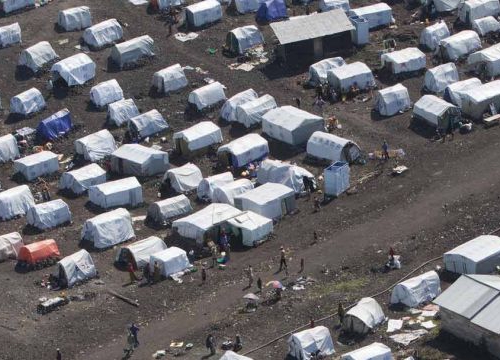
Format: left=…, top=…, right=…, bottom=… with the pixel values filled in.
left=310, top=317, right=315, bottom=328
left=211, top=246, right=218, bottom=268
left=300, top=258, right=304, bottom=273
left=246, top=265, right=254, bottom=288
left=129, top=323, right=140, bottom=347
left=338, top=303, right=345, bottom=326
left=257, top=277, right=262, bottom=293
left=56, top=349, right=62, bottom=360
left=142, top=265, right=151, bottom=285
left=295, top=97, right=301, bottom=109
left=202, top=267, right=207, bottom=284
left=314, top=196, right=321, bottom=213
left=153, top=261, right=161, bottom=284
left=127, top=262, right=138, bottom=284
left=206, top=334, right=216, bottom=356
left=382, top=140, right=389, bottom=160
left=279, top=246, right=287, bottom=273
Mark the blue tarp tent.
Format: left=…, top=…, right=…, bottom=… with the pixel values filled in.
left=256, top=0, right=287, bottom=22
left=37, top=109, right=72, bottom=141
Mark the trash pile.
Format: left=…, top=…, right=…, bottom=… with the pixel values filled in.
left=387, top=304, right=440, bottom=346
left=228, top=46, right=269, bottom=72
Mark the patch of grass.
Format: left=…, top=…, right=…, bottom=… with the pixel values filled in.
left=310, top=277, right=369, bottom=299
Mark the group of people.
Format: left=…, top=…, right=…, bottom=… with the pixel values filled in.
left=127, top=261, right=162, bottom=286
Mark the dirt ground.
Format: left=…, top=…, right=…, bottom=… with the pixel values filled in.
left=0, top=0, right=499, bottom=359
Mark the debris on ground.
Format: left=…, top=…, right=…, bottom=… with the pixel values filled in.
left=174, top=32, right=199, bottom=42
left=58, top=39, right=69, bottom=45
left=390, top=329, right=428, bottom=346
left=387, top=319, right=403, bottom=333
left=392, top=165, right=408, bottom=175
left=37, top=296, right=70, bottom=315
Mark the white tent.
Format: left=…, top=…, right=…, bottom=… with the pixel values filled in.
left=51, top=53, right=96, bottom=86
left=235, top=94, right=277, bottom=128
left=0, top=0, right=34, bottom=14
left=0, top=185, right=35, bottom=220
left=115, top=236, right=167, bottom=269
left=188, top=82, right=227, bottom=111
left=89, top=177, right=143, bottom=209
left=18, top=41, right=58, bottom=73
left=234, top=182, right=295, bottom=219
left=158, top=0, right=185, bottom=9
left=424, top=63, right=459, bottom=94
left=172, top=203, right=242, bottom=243
left=262, top=106, right=324, bottom=146
left=443, top=77, right=482, bottom=107
left=90, top=79, right=124, bottom=108
left=374, top=84, right=411, bottom=117
left=0, top=134, right=20, bottom=162
left=226, top=210, right=272, bottom=246
left=75, top=129, right=117, bottom=162
left=0, top=232, right=23, bottom=262
left=110, top=35, right=155, bottom=69
left=173, top=121, right=223, bottom=155
left=197, top=172, right=234, bottom=200
left=129, top=110, right=169, bottom=139
left=0, top=22, right=21, bottom=48
left=10, top=87, right=45, bottom=115
left=110, top=144, right=169, bottom=176
left=226, top=25, right=264, bottom=55
left=58, top=6, right=92, bottom=31
left=27, top=199, right=71, bottom=230
left=390, top=270, right=441, bottom=307
left=149, top=246, right=191, bottom=276
left=152, top=64, right=188, bottom=94
left=319, top=0, right=350, bottom=12
left=81, top=208, right=135, bottom=249
left=307, top=131, right=361, bottom=162
left=147, top=195, right=193, bottom=223
left=213, top=178, right=254, bottom=205
left=288, top=326, right=335, bottom=360
left=460, top=80, right=500, bottom=119
left=472, top=16, right=500, bottom=36
left=459, top=0, right=500, bottom=23
left=219, top=351, right=253, bottom=360
left=341, top=343, right=393, bottom=360
left=439, top=30, right=481, bottom=61
left=432, top=0, right=461, bottom=12
left=308, top=57, right=346, bottom=86
left=381, top=47, right=426, bottom=75
left=349, top=3, right=392, bottom=29
left=413, top=95, right=460, bottom=128
left=343, top=297, right=385, bottom=334
left=107, top=98, right=140, bottom=127
left=467, top=43, right=500, bottom=77
left=83, top=19, right=123, bottom=49
left=163, top=163, right=203, bottom=193
left=257, top=158, right=315, bottom=194
left=444, top=235, right=500, bottom=274
left=327, top=61, right=376, bottom=93
left=217, top=133, right=269, bottom=168
left=186, top=0, right=222, bottom=28
left=14, top=151, right=59, bottom=181
left=221, top=89, right=258, bottom=122
left=59, top=163, right=107, bottom=195
left=58, top=249, right=96, bottom=287
left=420, top=21, right=450, bottom=51
left=231, top=0, right=260, bottom=14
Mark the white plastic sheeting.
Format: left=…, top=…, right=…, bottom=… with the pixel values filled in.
left=319, top=0, right=350, bottom=12
left=227, top=25, right=264, bottom=54
left=0, top=22, right=21, bottom=48
left=58, top=249, right=96, bottom=287
left=444, top=235, right=500, bottom=274
left=81, top=208, right=135, bottom=249
left=324, top=161, right=350, bottom=196
left=374, top=84, right=411, bottom=117
left=110, top=144, right=169, bottom=176
left=420, top=21, right=450, bottom=51
left=10, top=87, right=45, bottom=115
left=234, top=182, right=295, bottom=219
left=186, top=0, right=222, bottom=27
left=221, top=89, right=258, bottom=122
left=460, top=80, right=500, bottom=119
left=232, top=0, right=260, bottom=14
left=219, top=351, right=254, bottom=360
left=257, top=159, right=315, bottom=194
left=0, top=185, right=35, bottom=220
left=83, top=19, right=123, bottom=49
left=89, top=177, right=143, bottom=209
left=173, top=121, right=223, bottom=153
left=158, top=0, right=185, bottom=9
left=164, top=163, right=203, bottom=193
left=413, top=95, right=458, bottom=127
left=459, top=0, right=500, bottom=23
left=381, top=47, right=426, bottom=74
left=226, top=210, right=272, bottom=246
left=0, top=232, right=23, bottom=262
left=1, top=0, right=34, bottom=13
left=307, top=131, right=361, bottom=162
left=217, top=133, right=269, bottom=168
left=27, top=199, right=71, bottom=230
left=129, top=110, right=169, bottom=139
left=18, top=41, right=58, bottom=73
left=235, top=94, right=277, bottom=128
left=51, top=53, right=96, bottom=86
left=107, top=98, right=140, bottom=127
left=116, top=236, right=167, bottom=269
left=343, top=297, right=385, bottom=334
left=14, top=151, right=59, bottom=181
left=308, top=57, right=346, bottom=86
left=90, top=79, right=124, bottom=107
left=443, top=77, right=482, bottom=107
left=74, top=129, right=117, bottom=162
left=467, top=43, right=500, bottom=77
left=197, top=172, right=234, bottom=200
left=0, top=134, right=20, bottom=162
left=327, top=61, right=375, bottom=93
left=472, top=16, right=500, bottom=36
left=424, top=63, right=459, bottom=94
left=58, top=6, right=92, bottom=31
left=213, top=178, right=254, bottom=205
left=433, top=0, right=461, bottom=12
left=110, top=35, right=155, bottom=68
left=262, top=106, right=324, bottom=146
left=288, top=326, right=335, bottom=360
left=152, top=64, right=188, bottom=93
left=390, top=270, right=441, bottom=307
left=440, top=30, right=481, bottom=61
left=59, top=163, right=107, bottom=195
left=341, top=342, right=393, bottom=360
left=149, top=247, right=191, bottom=276
left=188, top=82, right=227, bottom=111
left=349, top=3, right=392, bottom=29
left=147, top=195, right=193, bottom=223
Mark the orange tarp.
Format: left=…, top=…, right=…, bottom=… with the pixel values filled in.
left=18, top=239, right=60, bottom=264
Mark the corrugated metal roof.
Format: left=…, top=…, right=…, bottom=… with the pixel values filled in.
left=471, top=296, right=500, bottom=334
left=270, top=10, right=354, bottom=45
left=444, top=235, right=500, bottom=262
